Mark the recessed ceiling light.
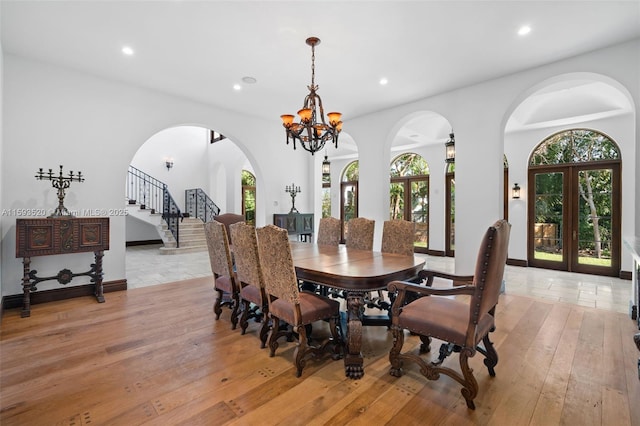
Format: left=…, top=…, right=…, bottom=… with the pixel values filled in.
left=518, top=25, right=531, bottom=36
left=233, top=84, right=242, bottom=91
left=242, top=76, right=257, bottom=84
left=379, top=78, right=388, bottom=85
left=121, top=46, right=134, bottom=56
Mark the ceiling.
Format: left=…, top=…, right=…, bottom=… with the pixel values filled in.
left=2, top=1, right=639, bottom=155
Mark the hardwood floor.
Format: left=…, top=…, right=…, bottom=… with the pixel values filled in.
left=1, top=276, right=639, bottom=425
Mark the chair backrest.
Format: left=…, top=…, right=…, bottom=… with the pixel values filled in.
left=469, top=219, right=511, bottom=325
left=256, top=224, right=300, bottom=304
left=204, top=220, right=234, bottom=278
left=346, top=217, right=375, bottom=251
left=229, top=222, right=264, bottom=289
left=213, top=213, right=245, bottom=244
left=317, top=217, right=341, bottom=246
left=381, top=219, right=415, bottom=256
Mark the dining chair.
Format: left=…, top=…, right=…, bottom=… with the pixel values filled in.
left=381, top=219, right=415, bottom=256
left=386, top=219, right=511, bottom=409
left=213, top=213, right=245, bottom=245
left=229, top=222, right=270, bottom=347
left=345, top=217, right=375, bottom=251
left=316, top=216, right=341, bottom=246
left=204, top=220, right=240, bottom=329
left=365, top=219, right=416, bottom=316
left=256, top=224, right=343, bottom=377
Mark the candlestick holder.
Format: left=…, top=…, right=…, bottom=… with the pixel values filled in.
left=285, top=183, right=301, bottom=214
left=35, top=165, right=85, bottom=217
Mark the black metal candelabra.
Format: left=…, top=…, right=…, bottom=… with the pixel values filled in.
left=35, top=165, right=84, bottom=217
left=285, top=183, right=301, bottom=214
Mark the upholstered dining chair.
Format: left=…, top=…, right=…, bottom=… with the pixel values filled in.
left=366, top=219, right=416, bottom=315
left=386, top=219, right=511, bottom=410
left=316, top=216, right=341, bottom=246
left=204, top=220, right=240, bottom=329
left=229, top=222, right=270, bottom=347
left=381, top=219, right=415, bottom=256
left=345, top=217, right=375, bottom=251
left=213, top=213, right=245, bottom=245
left=256, top=224, right=343, bottom=377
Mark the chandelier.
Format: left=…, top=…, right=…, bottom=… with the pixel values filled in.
left=280, top=37, right=342, bottom=155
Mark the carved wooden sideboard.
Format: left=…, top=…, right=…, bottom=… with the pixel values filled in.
left=273, top=213, right=314, bottom=241
left=16, top=217, right=110, bottom=317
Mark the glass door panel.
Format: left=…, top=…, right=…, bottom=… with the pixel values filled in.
left=445, top=174, right=455, bottom=256
left=532, top=171, right=565, bottom=266
left=411, top=179, right=428, bottom=249
left=576, top=168, right=613, bottom=268
left=341, top=182, right=358, bottom=242
left=389, top=182, right=404, bottom=220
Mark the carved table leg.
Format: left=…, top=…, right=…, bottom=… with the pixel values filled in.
left=344, top=291, right=365, bottom=379
left=94, top=250, right=105, bottom=303
left=21, top=257, right=32, bottom=317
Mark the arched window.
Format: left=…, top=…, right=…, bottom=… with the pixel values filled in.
left=528, top=129, right=621, bottom=276
left=389, top=153, right=429, bottom=252
left=241, top=170, right=256, bottom=226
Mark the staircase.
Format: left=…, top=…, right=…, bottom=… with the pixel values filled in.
left=126, top=166, right=216, bottom=255
left=158, top=217, right=207, bottom=254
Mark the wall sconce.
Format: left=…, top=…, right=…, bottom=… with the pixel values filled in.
left=512, top=183, right=521, bottom=199
left=165, top=158, right=174, bottom=171
left=444, top=131, right=455, bottom=163
left=322, top=152, right=331, bottom=182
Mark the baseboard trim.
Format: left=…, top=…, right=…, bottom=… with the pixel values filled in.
left=126, top=239, right=163, bottom=247
left=1, top=279, right=128, bottom=312
left=620, top=270, right=632, bottom=280
left=507, top=258, right=528, bottom=267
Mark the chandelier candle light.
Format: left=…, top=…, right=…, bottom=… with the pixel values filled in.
left=35, top=165, right=85, bottom=217
left=280, top=37, right=343, bottom=155
left=285, top=183, right=301, bottom=214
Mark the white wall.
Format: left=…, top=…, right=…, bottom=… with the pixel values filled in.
left=1, top=54, right=309, bottom=297
left=131, top=126, right=210, bottom=209
left=1, top=38, right=638, bottom=297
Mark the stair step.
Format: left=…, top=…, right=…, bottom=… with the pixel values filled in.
left=159, top=245, right=208, bottom=255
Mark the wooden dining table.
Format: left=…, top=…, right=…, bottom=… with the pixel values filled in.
left=289, top=241, right=426, bottom=379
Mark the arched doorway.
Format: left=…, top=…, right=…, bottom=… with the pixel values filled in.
left=528, top=129, right=621, bottom=276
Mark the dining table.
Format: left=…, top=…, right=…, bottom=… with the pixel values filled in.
left=289, top=241, right=426, bottom=379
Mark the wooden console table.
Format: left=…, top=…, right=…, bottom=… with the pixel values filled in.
left=273, top=213, right=314, bottom=241
left=16, top=217, right=110, bottom=317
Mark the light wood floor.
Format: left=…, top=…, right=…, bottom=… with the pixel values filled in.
left=1, top=276, right=639, bottom=425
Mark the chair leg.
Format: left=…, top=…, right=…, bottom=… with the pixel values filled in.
left=481, top=333, right=498, bottom=377
left=329, top=314, right=343, bottom=359
left=259, top=311, right=270, bottom=349
left=389, top=326, right=405, bottom=377
left=459, top=348, right=479, bottom=410
left=230, top=292, right=240, bottom=330
left=293, top=324, right=309, bottom=377
left=239, top=299, right=250, bottom=334
left=267, top=316, right=281, bottom=356
left=213, top=288, right=223, bottom=320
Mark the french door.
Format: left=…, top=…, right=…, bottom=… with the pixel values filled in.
left=528, top=161, right=620, bottom=276
left=390, top=177, right=429, bottom=252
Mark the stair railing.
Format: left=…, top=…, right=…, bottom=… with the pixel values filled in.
left=127, top=165, right=181, bottom=247
left=185, top=188, right=221, bottom=223
left=162, top=188, right=181, bottom=248
left=126, top=165, right=164, bottom=213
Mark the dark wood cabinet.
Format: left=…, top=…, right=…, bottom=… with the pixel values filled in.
left=16, top=217, right=110, bottom=317
left=273, top=213, right=314, bottom=240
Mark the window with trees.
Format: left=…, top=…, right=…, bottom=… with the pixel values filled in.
left=241, top=170, right=256, bottom=226
left=340, top=161, right=359, bottom=242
